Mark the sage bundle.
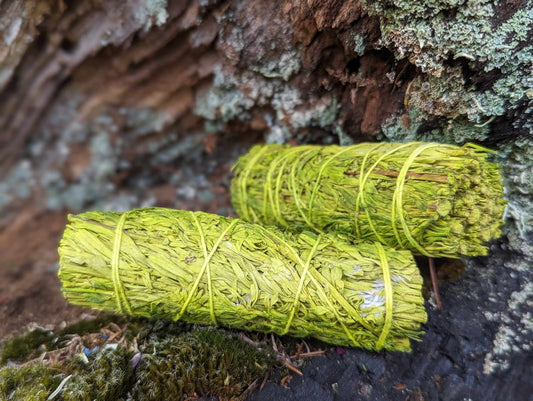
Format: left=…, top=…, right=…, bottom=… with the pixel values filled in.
left=231, top=142, right=505, bottom=258
left=58, top=208, right=427, bottom=352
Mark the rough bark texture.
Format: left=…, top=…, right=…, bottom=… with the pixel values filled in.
left=1, top=1, right=532, bottom=400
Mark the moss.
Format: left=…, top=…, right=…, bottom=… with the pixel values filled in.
left=61, top=346, right=134, bottom=401
left=131, top=327, right=276, bottom=400
left=0, top=316, right=276, bottom=399
left=1, top=328, right=55, bottom=365
left=124, top=317, right=188, bottom=342
left=0, top=363, right=64, bottom=401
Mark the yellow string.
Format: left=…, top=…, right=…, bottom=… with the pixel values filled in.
left=354, top=143, right=419, bottom=247
left=282, top=234, right=322, bottom=335
left=290, top=148, right=318, bottom=230
left=308, top=146, right=353, bottom=227
left=191, top=213, right=217, bottom=326
left=391, top=143, right=439, bottom=256
left=375, top=242, right=393, bottom=350
left=273, top=152, right=295, bottom=225
left=111, top=212, right=133, bottom=314
left=263, top=150, right=289, bottom=225
left=175, top=215, right=239, bottom=322
left=354, top=143, right=385, bottom=240
left=464, top=142, right=497, bottom=154
left=236, top=145, right=271, bottom=222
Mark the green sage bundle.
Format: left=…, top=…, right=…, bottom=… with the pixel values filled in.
left=58, top=208, right=426, bottom=352
left=231, top=142, right=505, bottom=258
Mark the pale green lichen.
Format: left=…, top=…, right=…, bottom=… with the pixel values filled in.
left=497, top=138, right=533, bottom=257
left=253, top=49, right=302, bottom=81
left=353, top=34, right=366, bottom=55
left=195, top=67, right=256, bottom=123
left=379, top=108, right=490, bottom=144
left=368, top=0, right=533, bottom=74
left=0, top=160, right=32, bottom=208
left=290, top=98, right=339, bottom=130
left=118, top=106, right=172, bottom=138
left=134, top=0, right=169, bottom=32
left=0, top=100, right=191, bottom=212
left=483, top=281, right=533, bottom=374
left=43, top=131, right=120, bottom=211
left=195, top=66, right=339, bottom=144
left=367, top=0, right=533, bottom=138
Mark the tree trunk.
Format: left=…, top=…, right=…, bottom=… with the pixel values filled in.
left=1, top=1, right=532, bottom=400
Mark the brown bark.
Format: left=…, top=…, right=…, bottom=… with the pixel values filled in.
left=0, top=0, right=409, bottom=178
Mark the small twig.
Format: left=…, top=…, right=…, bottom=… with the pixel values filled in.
left=108, top=322, right=122, bottom=334
left=238, top=333, right=260, bottom=346
left=280, top=375, right=291, bottom=387
left=260, top=372, right=269, bottom=391
left=104, top=328, right=122, bottom=342
left=429, top=257, right=442, bottom=310
left=404, top=79, right=414, bottom=109
left=290, top=350, right=326, bottom=360
left=47, top=374, right=72, bottom=400
left=271, top=333, right=278, bottom=353
left=237, top=379, right=260, bottom=401
left=290, top=342, right=304, bottom=359
left=282, top=359, right=303, bottom=375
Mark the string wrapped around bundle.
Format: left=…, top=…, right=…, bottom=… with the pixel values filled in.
left=58, top=208, right=427, bottom=352
left=231, top=142, right=506, bottom=258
